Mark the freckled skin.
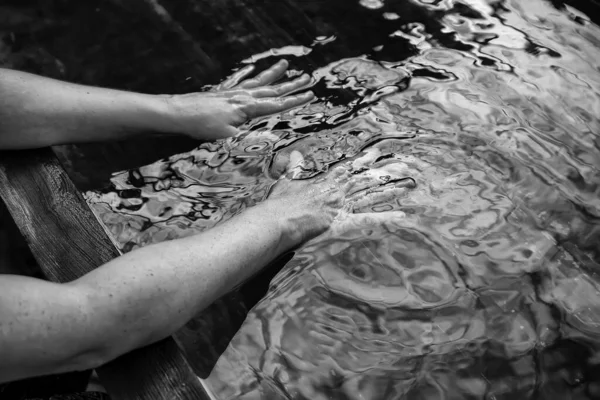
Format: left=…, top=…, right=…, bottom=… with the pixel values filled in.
left=0, top=64, right=406, bottom=383
left=0, top=60, right=314, bottom=150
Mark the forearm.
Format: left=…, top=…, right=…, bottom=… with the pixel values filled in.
left=0, top=201, right=299, bottom=383
left=72, top=201, right=295, bottom=362
left=0, top=68, right=168, bottom=149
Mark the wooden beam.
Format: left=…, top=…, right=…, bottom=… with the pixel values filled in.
left=1, top=0, right=381, bottom=384
left=0, top=148, right=211, bottom=400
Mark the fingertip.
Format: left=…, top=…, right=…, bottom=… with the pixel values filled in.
left=296, top=91, right=315, bottom=102
left=392, top=210, right=406, bottom=218
left=294, top=91, right=314, bottom=100
left=331, top=166, right=348, bottom=179
left=287, top=150, right=305, bottom=178
left=291, top=74, right=310, bottom=85
left=383, top=211, right=407, bottom=226
left=246, top=64, right=257, bottom=75
left=289, top=150, right=304, bottom=164
left=284, top=91, right=313, bottom=106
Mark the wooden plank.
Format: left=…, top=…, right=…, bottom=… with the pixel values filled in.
left=0, top=0, right=372, bottom=190
left=0, top=199, right=42, bottom=278
left=1, top=0, right=214, bottom=191
left=0, top=148, right=211, bottom=400
left=2, top=0, right=388, bottom=383
left=2, top=0, right=276, bottom=376
left=41, top=0, right=372, bottom=378
left=144, top=0, right=357, bottom=377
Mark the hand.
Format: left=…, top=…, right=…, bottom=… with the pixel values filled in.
left=262, top=151, right=410, bottom=247
left=159, top=60, right=314, bottom=140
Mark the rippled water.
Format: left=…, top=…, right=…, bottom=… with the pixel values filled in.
left=86, top=0, right=600, bottom=398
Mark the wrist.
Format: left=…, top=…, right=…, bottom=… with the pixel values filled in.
left=96, top=91, right=175, bottom=138
left=137, top=94, right=179, bottom=136
left=252, top=200, right=328, bottom=251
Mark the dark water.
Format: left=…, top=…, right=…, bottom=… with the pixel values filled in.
left=87, top=0, right=600, bottom=398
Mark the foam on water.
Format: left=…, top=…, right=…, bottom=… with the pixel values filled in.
left=86, top=0, right=600, bottom=398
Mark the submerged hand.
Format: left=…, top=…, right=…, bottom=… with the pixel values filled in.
left=263, top=151, right=408, bottom=246
left=160, top=60, right=314, bottom=140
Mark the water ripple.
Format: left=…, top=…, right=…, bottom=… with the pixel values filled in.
left=86, top=0, right=600, bottom=398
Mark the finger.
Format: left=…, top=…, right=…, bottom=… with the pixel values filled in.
left=341, top=170, right=385, bottom=195
left=354, top=211, right=406, bottom=224
left=251, top=74, right=312, bottom=98
left=329, top=211, right=406, bottom=235
left=222, top=125, right=241, bottom=139
left=330, top=166, right=350, bottom=180
left=343, top=170, right=415, bottom=196
left=285, top=150, right=306, bottom=179
left=328, top=166, right=352, bottom=190
left=216, top=65, right=256, bottom=91
left=208, top=125, right=240, bottom=141
left=241, top=91, right=315, bottom=118
left=350, top=187, right=408, bottom=212
left=349, top=147, right=383, bottom=170
left=238, top=59, right=289, bottom=89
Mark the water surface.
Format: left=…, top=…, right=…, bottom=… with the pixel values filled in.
left=87, top=0, right=600, bottom=398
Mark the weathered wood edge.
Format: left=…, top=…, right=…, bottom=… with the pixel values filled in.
left=0, top=148, right=212, bottom=400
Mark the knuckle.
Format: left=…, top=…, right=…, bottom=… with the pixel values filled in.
left=243, top=79, right=259, bottom=88
left=235, top=107, right=249, bottom=120
left=231, top=93, right=253, bottom=104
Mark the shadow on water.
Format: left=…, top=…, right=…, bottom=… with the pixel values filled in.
left=84, top=0, right=600, bottom=398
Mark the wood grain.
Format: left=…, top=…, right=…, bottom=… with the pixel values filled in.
left=0, top=0, right=381, bottom=388
left=0, top=148, right=211, bottom=400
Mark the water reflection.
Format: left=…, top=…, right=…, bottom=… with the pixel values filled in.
left=86, top=0, right=600, bottom=398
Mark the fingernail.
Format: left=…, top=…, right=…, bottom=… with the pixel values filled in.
left=306, top=90, right=315, bottom=97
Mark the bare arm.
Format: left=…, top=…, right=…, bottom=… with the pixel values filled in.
left=0, top=155, right=406, bottom=384
left=0, top=61, right=313, bottom=149
left=0, top=200, right=293, bottom=383
left=0, top=68, right=165, bottom=149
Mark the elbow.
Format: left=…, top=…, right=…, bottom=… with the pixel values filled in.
left=63, top=330, right=135, bottom=373
left=69, top=329, right=149, bottom=372
left=59, top=287, right=127, bottom=372
left=64, top=285, right=158, bottom=372
left=26, top=337, right=118, bottom=377
left=67, top=346, right=114, bottom=372
left=60, top=323, right=122, bottom=372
